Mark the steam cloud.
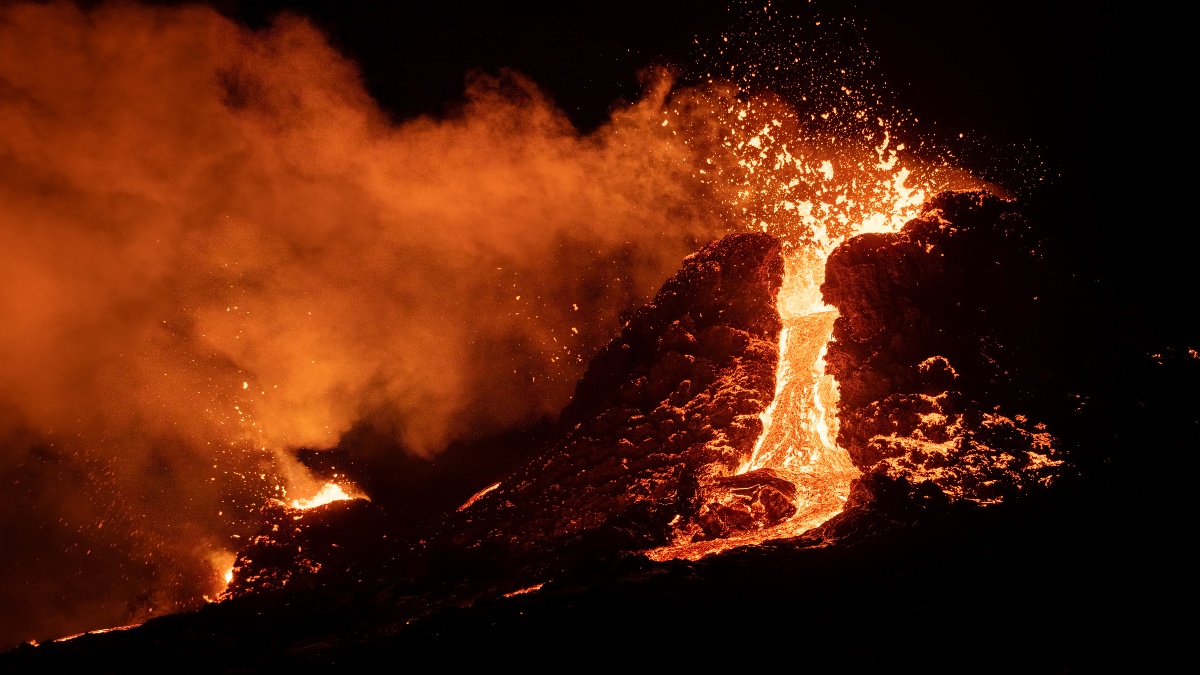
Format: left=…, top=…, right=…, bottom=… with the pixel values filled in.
left=0, top=2, right=728, bottom=645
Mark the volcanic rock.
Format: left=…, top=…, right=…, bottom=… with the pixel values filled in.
left=693, top=467, right=798, bottom=539
left=5, top=196, right=1190, bottom=674
left=211, top=231, right=784, bottom=599
left=225, top=497, right=388, bottom=598
left=822, top=191, right=1065, bottom=507
left=411, top=232, right=784, bottom=572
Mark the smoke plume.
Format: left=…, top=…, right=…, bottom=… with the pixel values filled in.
left=0, top=1, right=727, bottom=645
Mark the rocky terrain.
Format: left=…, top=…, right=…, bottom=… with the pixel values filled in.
left=4, top=193, right=1194, bottom=672
left=223, top=232, right=788, bottom=599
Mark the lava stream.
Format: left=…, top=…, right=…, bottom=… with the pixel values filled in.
left=648, top=93, right=949, bottom=560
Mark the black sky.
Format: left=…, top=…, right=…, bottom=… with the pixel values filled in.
left=196, top=1, right=1075, bottom=145
left=188, top=2, right=1155, bottom=204
left=177, top=0, right=1180, bottom=331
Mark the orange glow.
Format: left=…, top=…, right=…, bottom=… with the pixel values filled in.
left=0, top=1, right=1005, bottom=644
left=203, top=549, right=237, bottom=603
left=650, top=94, right=979, bottom=561
left=0, top=4, right=730, bottom=645
left=458, top=482, right=502, bottom=512
left=288, top=482, right=360, bottom=510
left=50, top=623, right=142, bottom=644
left=502, top=583, right=545, bottom=598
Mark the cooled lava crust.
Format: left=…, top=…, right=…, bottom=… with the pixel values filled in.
left=389, top=231, right=787, bottom=579
left=824, top=191, right=1066, bottom=513
left=225, top=231, right=786, bottom=596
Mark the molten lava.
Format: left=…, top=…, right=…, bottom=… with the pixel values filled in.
left=649, top=94, right=975, bottom=560
left=0, top=0, right=1011, bottom=646
left=289, top=482, right=358, bottom=510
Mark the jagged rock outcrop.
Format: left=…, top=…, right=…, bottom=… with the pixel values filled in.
left=822, top=191, right=1064, bottom=507
left=8, top=197, right=1188, bottom=673
left=220, top=232, right=784, bottom=596
left=225, top=498, right=388, bottom=598
left=416, top=232, right=784, bottom=567
left=692, top=467, right=798, bottom=539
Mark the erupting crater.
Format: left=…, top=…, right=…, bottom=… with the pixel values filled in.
left=2, top=3, right=1171, bottom=669
left=147, top=188, right=1075, bottom=625
left=224, top=480, right=373, bottom=598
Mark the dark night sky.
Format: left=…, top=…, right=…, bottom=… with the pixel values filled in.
left=196, top=1, right=1076, bottom=145
left=176, top=0, right=1179, bottom=326
left=189, top=1, right=1153, bottom=209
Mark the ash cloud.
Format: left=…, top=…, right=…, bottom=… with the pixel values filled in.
left=0, top=2, right=727, bottom=645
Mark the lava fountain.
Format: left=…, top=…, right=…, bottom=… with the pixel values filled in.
left=649, top=91, right=978, bottom=560
left=0, top=0, right=992, bottom=646
left=288, top=481, right=361, bottom=511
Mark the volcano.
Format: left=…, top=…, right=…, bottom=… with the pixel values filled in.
left=2, top=1, right=1193, bottom=671
left=4, top=190, right=1192, bottom=671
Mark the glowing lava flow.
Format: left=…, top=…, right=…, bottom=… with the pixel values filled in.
left=648, top=92, right=972, bottom=561
left=726, top=117, right=946, bottom=546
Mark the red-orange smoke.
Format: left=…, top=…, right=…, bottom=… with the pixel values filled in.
left=0, top=2, right=728, bottom=646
